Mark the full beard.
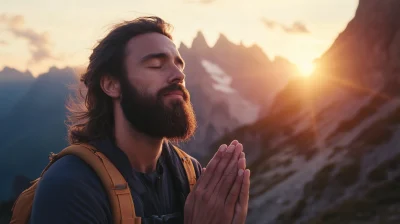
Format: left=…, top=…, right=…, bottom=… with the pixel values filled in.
left=119, top=78, right=197, bottom=142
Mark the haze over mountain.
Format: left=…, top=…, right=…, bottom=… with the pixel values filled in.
left=0, top=67, right=34, bottom=118
left=0, top=66, right=78, bottom=200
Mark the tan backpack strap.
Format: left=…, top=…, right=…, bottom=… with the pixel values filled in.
left=172, top=145, right=197, bottom=191
left=53, top=144, right=141, bottom=224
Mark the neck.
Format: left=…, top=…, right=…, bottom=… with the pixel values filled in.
left=113, top=108, right=164, bottom=173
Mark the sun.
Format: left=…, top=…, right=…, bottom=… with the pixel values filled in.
left=297, top=62, right=316, bottom=77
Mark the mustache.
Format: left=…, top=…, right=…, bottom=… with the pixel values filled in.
left=158, top=83, right=190, bottom=100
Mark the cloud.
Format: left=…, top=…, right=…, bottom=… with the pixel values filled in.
left=282, top=21, right=309, bottom=34
left=0, top=14, right=24, bottom=27
left=0, top=13, right=59, bottom=63
left=261, top=18, right=310, bottom=34
left=261, top=19, right=279, bottom=29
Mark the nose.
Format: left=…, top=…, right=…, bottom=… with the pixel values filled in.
left=168, top=65, right=185, bottom=85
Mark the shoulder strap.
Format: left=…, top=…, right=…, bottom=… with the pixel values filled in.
left=172, top=145, right=197, bottom=191
left=49, top=144, right=141, bottom=224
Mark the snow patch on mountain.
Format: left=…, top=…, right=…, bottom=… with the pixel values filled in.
left=201, top=59, right=236, bottom=94
left=201, top=59, right=260, bottom=124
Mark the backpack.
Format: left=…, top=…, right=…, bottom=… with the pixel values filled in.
left=10, top=143, right=197, bottom=224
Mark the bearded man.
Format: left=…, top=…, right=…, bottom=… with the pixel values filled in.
left=29, top=16, right=250, bottom=224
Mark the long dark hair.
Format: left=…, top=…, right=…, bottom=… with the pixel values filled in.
left=66, top=16, right=173, bottom=144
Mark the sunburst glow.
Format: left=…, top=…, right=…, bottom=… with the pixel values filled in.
left=297, top=62, right=315, bottom=77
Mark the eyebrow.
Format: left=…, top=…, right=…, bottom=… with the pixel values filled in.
left=139, top=53, right=185, bottom=68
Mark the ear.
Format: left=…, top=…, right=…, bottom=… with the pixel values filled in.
left=100, top=75, right=121, bottom=98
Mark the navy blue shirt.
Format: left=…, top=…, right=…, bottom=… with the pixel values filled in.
left=29, top=139, right=202, bottom=224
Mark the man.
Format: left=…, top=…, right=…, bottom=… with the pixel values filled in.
left=29, top=16, right=250, bottom=224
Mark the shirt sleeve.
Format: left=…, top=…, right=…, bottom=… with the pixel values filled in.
left=29, top=155, right=112, bottom=224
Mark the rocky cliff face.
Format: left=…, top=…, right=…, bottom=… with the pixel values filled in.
left=316, top=0, right=400, bottom=90
left=215, top=0, right=400, bottom=223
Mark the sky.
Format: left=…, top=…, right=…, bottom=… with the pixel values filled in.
left=0, top=0, right=359, bottom=77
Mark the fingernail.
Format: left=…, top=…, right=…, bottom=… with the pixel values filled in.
left=227, top=145, right=235, bottom=153
left=219, top=145, right=227, bottom=152
left=238, top=169, right=244, bottom=176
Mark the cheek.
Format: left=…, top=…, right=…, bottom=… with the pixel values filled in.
left=148, top=86, right=162, bottom=98
left=128, top=68, right=168, bottom=97
left=132, top=77, right=162, bottom=97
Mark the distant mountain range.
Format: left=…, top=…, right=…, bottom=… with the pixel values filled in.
left=2, top=0, right=400, bottom=223
left=0, top=66, right=78, bottom=201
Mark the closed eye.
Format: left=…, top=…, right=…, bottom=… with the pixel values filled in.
left=140, top=52, right=185, bottom=70
left=147, top=60, right=163, bottom=69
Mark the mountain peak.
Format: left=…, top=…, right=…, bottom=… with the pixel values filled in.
left=48, top=66, right=74, bottom=75
left=213, top=33, right=236, bottom=50
left=0, top=66, right=34, bottom=82
left=191, top=31, right=209, bottom=50
left=36, top=66, right=79, bottom=84
left=178, top=42, right=189, bottom=52
left=216, top=33, right=229, bottom=43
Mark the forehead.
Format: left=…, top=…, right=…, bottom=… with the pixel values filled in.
left=125, top=32, right=180, bottom=60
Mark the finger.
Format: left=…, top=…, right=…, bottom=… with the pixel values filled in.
left=222, top=143, right=243, bottom=179
left=230, top=140, right=239, bottom=146
left=240, top=169, right=250, bottom=205
left=211, top=143, right=243, bottom=201
left=225, top=169, right=244, bottom=207
left=195, top=144, right=227, bottom=191
left=223, top=143, right=243, bottom=175
left=201, top=141, right=238, bottom=194
left=203, top=143, right=238, bottom=200
left=233, top=169, right=251, bottom=224
left=206, top=144, right=228, bottom=168
left=238, top=158, right=246, bottom=171
left=239, top=152, right=246, bottom=170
